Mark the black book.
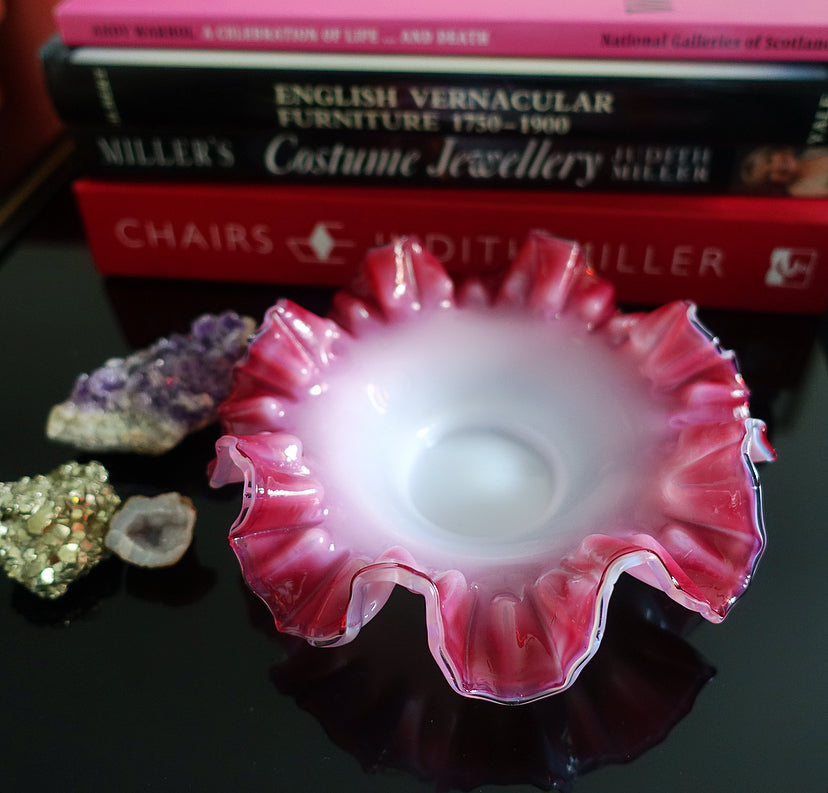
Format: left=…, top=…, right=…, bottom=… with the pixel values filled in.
left=42, top=36, right=828, bottom=147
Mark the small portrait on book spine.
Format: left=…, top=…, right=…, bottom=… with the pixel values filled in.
left=737, top=145, right=828, bottom=197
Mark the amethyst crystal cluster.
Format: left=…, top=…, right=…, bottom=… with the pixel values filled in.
left=47, top=312, right=256, bottom=454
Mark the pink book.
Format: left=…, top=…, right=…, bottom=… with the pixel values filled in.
left=55, top=0, right=828, bottom=61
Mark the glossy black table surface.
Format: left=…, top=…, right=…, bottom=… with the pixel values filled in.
left=1, top=192, right=826, bottom=793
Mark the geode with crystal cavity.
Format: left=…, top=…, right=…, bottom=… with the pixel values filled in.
left=105, top=492, right=196, bottom=567
left=46, top=312, right=257, bottom=455
left=0, top=461, right=121, bottom=599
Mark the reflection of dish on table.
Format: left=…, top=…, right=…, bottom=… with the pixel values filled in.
left=269, top=578, right=714, bottom=791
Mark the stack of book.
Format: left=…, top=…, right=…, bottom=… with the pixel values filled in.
left=42, top=0, right=828, bottom=312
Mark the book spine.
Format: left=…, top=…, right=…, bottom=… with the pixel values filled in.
left=41, top=40, right=828, bottom=148
left=54, top=11, right=828, bottom=62
left=72, top=179, right=828, bottom=314
left=70, top=125, right=826, bottom=196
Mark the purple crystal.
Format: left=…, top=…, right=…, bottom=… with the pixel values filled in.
left=47, top=312, right=256, bottom=454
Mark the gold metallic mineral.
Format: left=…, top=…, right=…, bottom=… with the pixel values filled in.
left=0, top=461, right=121, bottom=598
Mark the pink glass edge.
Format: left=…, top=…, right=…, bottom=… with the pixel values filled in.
left=213, top=410, right=769, bottom=704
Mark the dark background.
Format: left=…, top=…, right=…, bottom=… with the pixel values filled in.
left=0, top=188, right=825, bottom=793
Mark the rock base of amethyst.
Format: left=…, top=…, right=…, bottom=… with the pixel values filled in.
left=46, top=404, right=191, bottom=455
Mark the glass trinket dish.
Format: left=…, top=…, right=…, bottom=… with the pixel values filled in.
left=210, top=231, right=774, bottom=704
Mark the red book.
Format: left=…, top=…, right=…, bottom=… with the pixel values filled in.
left=73, top=179, right=828, bottom=313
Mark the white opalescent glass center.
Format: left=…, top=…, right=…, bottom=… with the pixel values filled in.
left=291, top=307, right=670, bottom=565
left=408, top=427, right=557, bottom=538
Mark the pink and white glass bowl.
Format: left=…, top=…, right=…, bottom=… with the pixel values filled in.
left=210, top=231, right=775, bottom=704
